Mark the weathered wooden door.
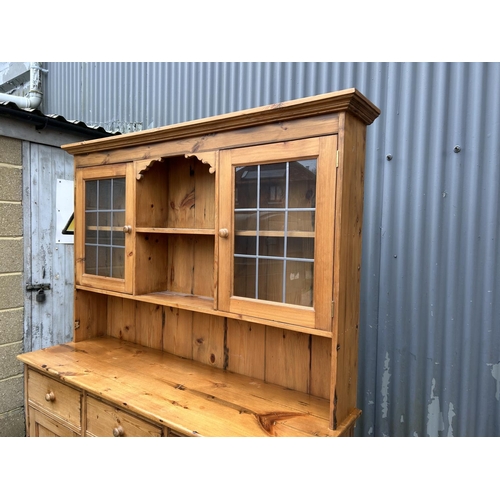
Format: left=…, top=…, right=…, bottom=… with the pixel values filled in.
left=23, top=143, right=74, bottom=352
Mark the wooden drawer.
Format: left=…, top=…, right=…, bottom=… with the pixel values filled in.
left=27, top=369, right=81, bottom=429
left=166, top=428, right=186, bottom=437
left=28, top=406, right=80, bottom=437
left=86, top=397, right=163, bottom=437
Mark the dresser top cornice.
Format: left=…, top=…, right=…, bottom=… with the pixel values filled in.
left=62, top=88, right=380, bottom=156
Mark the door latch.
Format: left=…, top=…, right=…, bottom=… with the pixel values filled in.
left=26, top=283, right=51, bottom=303
left=26, top=283, right=51, bottom=291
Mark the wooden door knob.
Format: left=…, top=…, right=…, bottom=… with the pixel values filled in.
left=113, top=425, right=125, bottom=437
left=45, top=391, right=55, bottom=402
left=218, top=228, right=229, bottom=238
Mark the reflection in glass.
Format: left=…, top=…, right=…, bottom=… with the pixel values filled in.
left=234, top=257, right=255, bottom=298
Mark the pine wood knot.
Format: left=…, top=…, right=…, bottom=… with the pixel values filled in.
left=256, top=412, right=303, bottom=436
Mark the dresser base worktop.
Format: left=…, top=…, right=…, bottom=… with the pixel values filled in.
left=18, top=337, right=360, bottom=437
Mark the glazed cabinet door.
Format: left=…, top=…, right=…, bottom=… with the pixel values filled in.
left=218, top=136, right=337, bottom=331
left=75, top=164, right=134, bottom=293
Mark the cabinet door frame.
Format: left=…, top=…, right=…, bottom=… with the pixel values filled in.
left=218, top=136, right=337, bottom=331
left=75, top=163, right=135, bottom=294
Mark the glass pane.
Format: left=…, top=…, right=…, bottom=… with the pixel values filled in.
left=235, top=166, right=257, bottom=208
left=285, top=260, right=314, bottom=307
left=259, top=236, right=284, bottom=257
left=113, top=226, right=125, bottom=247
left=288, top=159, right=317, bottom=209
left=234, top=211, right=256, bottom=232
left=86, top=180, right=98, bottom=210
left=258, top=259, right=283, bottom=302
left=235, top=235, right=256, bottom=256
left=98, top=211, right=112, bottom=246
left=113, top=178, right=125, bottom=210
left=97, top=246, right=111, bottom=277
left=287, top=237, right=314, bottom=260
left=260, top=163, right=286, bottom=209
left=85, top=245, right=97, bottom=274
left=259, top=211, right=284, bottom=232
left=112, top=247, right=125, bottom=279
left=85, top=212, right=97, bottom=244
left=234, top=257, right=256, bottom=298
left=287, top=210, right=315, bottom=233
left=99, top=179, right=112, bottom=210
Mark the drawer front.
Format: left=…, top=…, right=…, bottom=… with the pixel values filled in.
left=28, top=406, right=80, bottom=437
left=27, top=369, right=81, bottom=429
left=86, top=397, right=162, bottom=437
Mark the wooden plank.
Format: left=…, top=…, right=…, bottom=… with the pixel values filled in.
left=226, top=318, right=265, bottom=379
left=134, top=233, right=169, bottom=295
left=107, top=296, right=137, bottom=343
left=135, top=301, right=163, bottom=350
left=330, top=113, right=366, bottom=428
left=213, top=151, right=220, bottom=310
left=310, top=336, right=332, bottom=399
left=135, top=227, right=215, bottom=235
left=192, top=313, right=225, bottom=369
left=29, top=144, right=76, bottom=350
left=75, top=284, right=332, bottom=338
left=193, top=159, right=215, bottom=229
left=167, top=156, right=195, bottom=228
left=74, top=289, right=107, bottom=341
left=167, top=235, right=195, bottom=294
left=313, top=135, right=337, bottom=330
left=264, top=326, right=310, bottom=393
left=135, top=159, right=169, bottom=227
left=163, top=307, right=193, bottom=359
left=71, top=114, right=339, bottom=168
left=217, top=149, right=233, bottom=313
left=18, top=338, right=346, bottom=436
left=192, top=236, right=215, bottom=298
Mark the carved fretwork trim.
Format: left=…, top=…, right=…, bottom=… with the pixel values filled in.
left=185, top=152, right=216, bottom=174
left=134, top=158, right=163, bottom=180
left=135, top=153, right=216, bottom=181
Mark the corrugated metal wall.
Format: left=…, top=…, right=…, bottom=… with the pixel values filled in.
left=42, top=62, right=500, bottom=436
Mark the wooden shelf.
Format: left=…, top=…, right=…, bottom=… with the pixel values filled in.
left=136, top=227, right=215, bottom=235
left=17, top=337, right=355, bottom=437
left=140, top=290, right=215, bottom=312
left=86, top=226, right=126, bottom=232
left=235, top=230, right=315, bottom=238
left=75, top=285, right=333, bottom=338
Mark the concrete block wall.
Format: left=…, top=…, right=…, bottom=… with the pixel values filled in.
left=0, top=136, right=25, bottom=437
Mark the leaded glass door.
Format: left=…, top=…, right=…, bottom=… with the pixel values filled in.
left=219, top=136, right=337, bottom=331
left=75, top=164, right=134, bottom=293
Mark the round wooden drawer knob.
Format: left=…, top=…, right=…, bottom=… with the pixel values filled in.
left=218, top=228, right=229, bottom=238
left=113, top=425, right=125, bottom=437
left=45, top=391, right=55, bottom=402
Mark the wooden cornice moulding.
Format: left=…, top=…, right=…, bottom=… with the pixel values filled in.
left=62, top=88, right=381, bottom=155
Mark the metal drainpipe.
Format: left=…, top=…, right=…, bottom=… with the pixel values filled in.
left=0, top=62, right=46, bottom=109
